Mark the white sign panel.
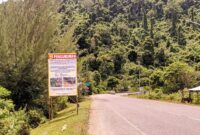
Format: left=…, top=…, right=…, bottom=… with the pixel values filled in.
left=48, top=53, right=77, bottom=97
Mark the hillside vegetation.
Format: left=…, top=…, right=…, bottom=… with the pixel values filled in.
left=0, top=0, right=200, bottom=134
left=60, top=0, right=200, bottom=94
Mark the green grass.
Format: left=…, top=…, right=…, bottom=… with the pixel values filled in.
left=129, top=92, right=200, bottom=105
left=31, top=98, right=91, bottom=135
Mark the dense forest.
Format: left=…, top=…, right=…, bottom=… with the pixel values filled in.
left=67, top=0, right=200, bottom=93
left=0, top=0, right=200, bottom=134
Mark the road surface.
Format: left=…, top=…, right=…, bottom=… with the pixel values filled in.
left=88, top=94, right=200, bottom=135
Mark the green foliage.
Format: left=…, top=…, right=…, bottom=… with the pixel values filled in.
left=150, top=69, right=164, bottom=88
left=62, top=0, right=200, bottom=98
left=142, top=8, right=148, bottom=31
left=0, top=87, right=11, bottom=98
left=134, top=89, right=182, bottom=102
left=31, top=98, right=91, bottom=135
left=53, top=97, right=68, bottom=112
left=128, top=50, right=137, bottom=62
left=177, top=25, right=186, bottom=45
left=107, top=76, right=119, bottom=90
left=0, top=86, right=30, bottom=135
left=0, top=1, right=199, bottom=130
left=113, top=51, right=126, bottom=73
left=93, top=71, right=101, bottom=86
left=27, top=109, right=46, bottom=128
left=98, top=57, right=114, bottom=79
left=73, top=0, right=200, bottom=94
left=0, top=0, right=60, bottom=112
left=163, top=62, right=196, bottom=93
left=116, top=76, right=133, bottom=92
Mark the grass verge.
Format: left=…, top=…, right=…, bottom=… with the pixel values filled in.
left=31, top=98, right=91, bottom=135
left=128, top=92, right=200, bottom=105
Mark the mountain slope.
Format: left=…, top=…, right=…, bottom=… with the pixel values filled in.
left=59, top=0, right=200, bottom=93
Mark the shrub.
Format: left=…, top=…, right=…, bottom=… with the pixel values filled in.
left=0, top=86, right=30, bottom=135
left=163, top=62, right=196, bottom=93
left=148, top=92, right=162, bottom=100
left=107, top=76, right=119, bottom=90
left=54, top=97, right=68, bottom=111
left=93, top=85, right=107, bottom=94
left=27, top=109, right=46, bottom=128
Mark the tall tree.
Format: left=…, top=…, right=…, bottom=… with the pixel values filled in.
left=142, top=8, right=148, bottom=31
left=0, top=0, right=59, bottom=109
left=191, top=7, right=194, bottom=21
left=177, top=25, right=186, bottom=45
left=164, top=62, right=196, bottom=93
left=150, top=18, right=154, bottom=38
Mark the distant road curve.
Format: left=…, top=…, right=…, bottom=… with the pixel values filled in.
left=88, top=94, right=200, bottom=135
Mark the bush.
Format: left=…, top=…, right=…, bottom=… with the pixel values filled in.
left=161, top=93, right=180, bottom=101
left=54, top=97, right=68, bottom=111
left=0, top=109, right=30, bottom=135
left=0, top=86, right=30, bottom=135
left=92, top=84, right=107, bottom=94
left=148, top=92, right=162, bottom=100
left=17, top=124, right=30, bottom=135
left=27, top=109, right=46, bottom=128
left=163, top=62, right=196, bottom=93
left=107, top=76, right=119, bottom=90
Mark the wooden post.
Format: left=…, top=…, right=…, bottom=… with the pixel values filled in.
left=76, top=96, right=79, bottom=115
left=48, top=97, right=51, bottom=120
left=51, top=97, right=53, bottom=119
left=48, top=97, right=53, bottom=120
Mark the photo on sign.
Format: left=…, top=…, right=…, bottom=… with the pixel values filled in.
left=50, top=78, right=62, bottom=87
left=63, top=77, right=76, bottom=87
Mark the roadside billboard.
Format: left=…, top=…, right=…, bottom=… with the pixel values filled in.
left=48, top=53, right=77, bottom=97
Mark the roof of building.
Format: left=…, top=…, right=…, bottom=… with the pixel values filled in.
left=189, top=86, right=200, bottom=91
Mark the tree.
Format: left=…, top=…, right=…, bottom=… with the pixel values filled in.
left=142, top=8, right=148, bottom=31
left=0, top=0, right=59, bottom=111
left=113, top=52, right=126, bottom=73
left=154, top=48, right=166, bottom=67
left=150, top=69, right=164, bottom=89
left=170, top=12, right=177, bottom=36
left=107, top=76, right=119, bottom=90
left=163, top=62, right=196, bottom=93
left=93, top=71, right=101, bottom=86
left=142, top=38, right=154, bottom=66
left=98, top=55, right=114, bottom=80
left=177, top=25, right=186, bottom=45
left=0, top=86, right=29, bottom=135
left=150, top=18, right=154, bottom=38
left=128, top=51, right=137, bottom=62
left=155, top=2, right=164, bottom=18
left=191, top=7, right=194, bottom=21
left=164, top=0, right=182, bottom=36
left=86, top=55, right=101, bottom=71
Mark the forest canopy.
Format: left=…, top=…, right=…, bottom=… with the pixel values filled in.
left=0, top=0, right=200, bottom=134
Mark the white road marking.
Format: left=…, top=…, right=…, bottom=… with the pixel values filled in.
left=110, top=106, right=146, bottom=135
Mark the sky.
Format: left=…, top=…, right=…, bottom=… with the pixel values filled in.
left=0, top=0, right=7, bottom=4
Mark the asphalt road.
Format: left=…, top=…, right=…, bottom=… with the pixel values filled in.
left=88, top=94, right=200, bottom=135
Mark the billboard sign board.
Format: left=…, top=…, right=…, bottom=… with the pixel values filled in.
left=48, top=53, right=77, bottom=97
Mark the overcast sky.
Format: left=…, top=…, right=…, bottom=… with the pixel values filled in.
left=0, top=0, right=7, bottom=3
